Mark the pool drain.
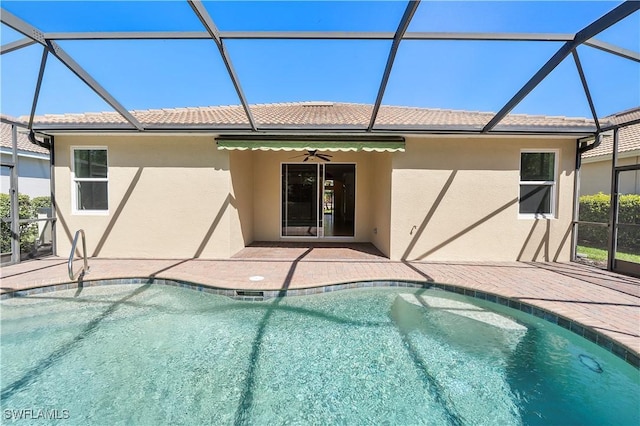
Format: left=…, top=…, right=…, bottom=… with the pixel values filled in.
left=579, top=354, right=603, bottom=373
left=236, top=290, right=264, bottom=297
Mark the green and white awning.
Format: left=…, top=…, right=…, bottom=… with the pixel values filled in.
left=216, top=138, right=405, bottom=152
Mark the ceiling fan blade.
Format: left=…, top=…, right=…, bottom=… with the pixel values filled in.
left=303, top=156, right=309, bottom=162
left=316, top=154, right=332, bottom=161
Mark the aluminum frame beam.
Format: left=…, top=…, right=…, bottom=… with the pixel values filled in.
left=403, top=32, right=575, bottom=41
left=43, top=30, right=583, bottom=42
left=571, top=50, right=600, bottom=132
left=482, top=0, right=640, bottom=133
left=188, top=0, right=257, bottom=131
left=0, top=8, right=144, bottom=131
left=45, top=31, right=211, bottom=40
left=368, top=0, right=421, bottom=131
left=0, top=37, right=36, bottom=54
left=29, top=47, right=49, bottom=131
left=584, top=38, right=640, bottom=62
left=39, top=30, right=639, bottom=63
left=27, top=121, right=596, bottom=135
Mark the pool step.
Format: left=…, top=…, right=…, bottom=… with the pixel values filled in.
left=398, top=293, right=527, bottom=331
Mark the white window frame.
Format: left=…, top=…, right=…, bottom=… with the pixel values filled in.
left=518, top=149, right=558, bottom=219
left=71, top=146, right=109, bottom=216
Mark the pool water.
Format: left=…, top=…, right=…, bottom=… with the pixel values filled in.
left=1, top=284, right=638, bottom=425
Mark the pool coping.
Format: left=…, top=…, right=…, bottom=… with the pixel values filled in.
left=2, top=276, right=638, bottom=369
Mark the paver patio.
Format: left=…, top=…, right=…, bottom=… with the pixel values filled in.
left=1, top=243, right=639, bottom=361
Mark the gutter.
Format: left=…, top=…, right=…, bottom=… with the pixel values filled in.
left=28, top=130, right=52, bottom=150
left=578, top=132, right=603, bottom=155
left=575, top=131, right=608, bottom=169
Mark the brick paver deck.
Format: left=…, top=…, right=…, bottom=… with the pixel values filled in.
left=2, top=243, right=639, bottom=359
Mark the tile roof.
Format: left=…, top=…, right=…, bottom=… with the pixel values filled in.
left=606, top=107, right=640, bottom=127
left=0, top=118, right=50, bottom=155
left=17, top=102, right=599, bottom=133
left=583, top=108, right=640, bottom=159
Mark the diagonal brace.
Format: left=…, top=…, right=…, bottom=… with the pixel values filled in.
left=572, top=50, right=600, bottom=132
left=368, top=0, right=421, bottom=131
left=0, top=8, right=144, bottom=130
left=482, top=0, right=640, bottom=133
left=188, top=0, right=257, bottom=131
left=1, top=37, right=35, bottom=54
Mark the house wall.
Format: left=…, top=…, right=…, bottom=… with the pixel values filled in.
left=229, top=150, right=254, bottom=253
left=389, top=137, right=576, bottom=261
left=369, top=153, right=392, bottom=257
left=580, top=156, right=640, bottom=196
left=53, top=133, right=578, bottom=262
left=1, top=152, right=51, bottom=198
left=54, top=135, right=243, bottom=259
left=251, top=150, right=375, bottom=242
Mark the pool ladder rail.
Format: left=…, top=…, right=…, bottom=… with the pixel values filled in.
left=68, top=229, right=90, bottom=281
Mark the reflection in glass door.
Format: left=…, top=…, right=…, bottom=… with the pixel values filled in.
left=323, top=164, right=355, bottom=237
left=282, top=163, right=355, bottom=238
left=282, top=164, right=320, bottom=236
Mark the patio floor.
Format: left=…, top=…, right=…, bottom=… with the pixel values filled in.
left=1, top=243, right=639, bottom=361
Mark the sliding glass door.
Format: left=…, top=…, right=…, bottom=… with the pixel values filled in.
left=281, top=163, right=355, bottom=238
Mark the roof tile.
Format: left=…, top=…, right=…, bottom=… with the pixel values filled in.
left=583, top=122, right=640, bottom=159
left=0, top=119, right=50, bottom=155
left=15, top=102, right=601, bottom=132
left=583, top=108, right=640, bottom=159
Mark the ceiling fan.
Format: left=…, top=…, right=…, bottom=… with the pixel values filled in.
left=290, top=150, right=333, bottom=162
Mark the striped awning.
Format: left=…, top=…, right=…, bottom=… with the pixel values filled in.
left=216, top=138, right=405, bottom=152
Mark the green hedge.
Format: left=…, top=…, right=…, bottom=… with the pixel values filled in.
left=0, top=194, right=51, bottom=254
left=578, top=192, right=640, bottom=254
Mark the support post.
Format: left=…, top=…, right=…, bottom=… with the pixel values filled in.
left=10, top=125, right=20, bottom=264
left=571, top=140, right=582, bottom=262
left=607, top=128, right=619, bottom=271
left=49, top=135, right=56, bottom=256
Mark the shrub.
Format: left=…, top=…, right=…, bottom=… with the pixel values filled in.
left=578, top=192, right=640, bottom=254
left=31, top=196, right=52, bottom=212
left=0, top=193, right=39, bottom=254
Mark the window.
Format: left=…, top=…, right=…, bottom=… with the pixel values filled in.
left=72, top=147, right=108, bottom=213
left=519, top=151, right=556, bottom=217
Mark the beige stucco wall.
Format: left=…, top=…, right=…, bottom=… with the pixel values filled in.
left=389, top=137, right=576, bottom=261
left=54, top=134, right=246, bottom=259
left=580, top=156, right=640, bottom=196
left=229, top=150, right=254, bottom=253
left=251, top=150, right=375, bottom=242
left=54, top=133, right=579, bottom=262
left=368, top=153, right=392, bottom=257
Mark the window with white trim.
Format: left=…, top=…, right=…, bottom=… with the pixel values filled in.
left=72, top=147, right=108, bottom=212
left=519, top=151, right=556, bottom=217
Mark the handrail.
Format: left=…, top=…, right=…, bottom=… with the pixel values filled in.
left=68, top=229, right=89, bottom=280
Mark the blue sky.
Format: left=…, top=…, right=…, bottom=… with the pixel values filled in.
left=1, top=1, right=638, bottom=121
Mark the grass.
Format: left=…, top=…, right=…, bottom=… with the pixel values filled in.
left=577, top=245, right=640, bottom=263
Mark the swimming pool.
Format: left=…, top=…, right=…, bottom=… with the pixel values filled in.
left=1, top=284, right=638, bottom=425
